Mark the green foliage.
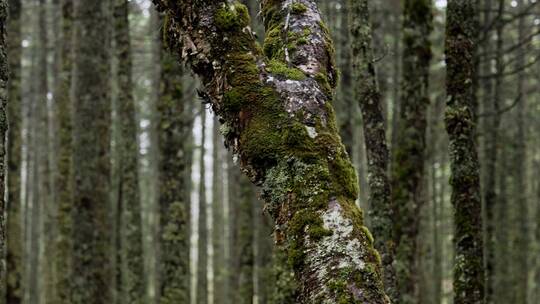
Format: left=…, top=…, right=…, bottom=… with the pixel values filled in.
left=291, top=3, right=308, bottom=15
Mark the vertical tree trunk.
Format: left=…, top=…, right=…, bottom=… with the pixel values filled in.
left=232, top=170, right=255, bottom=304
left=392, top=0, right=432, bottom=302
left=348, top=0, right=396, bottom=301
left=212, top=118, right=226, bottom=304
left=445, top=0, right=485, bottom=303
left=113, top=0, right=145, bottom=301
left=54, top=0, right=74, bottom=302
left=483, top=1, right=503, bottom=301
left=154, top=0, right=389, bottom=302
left=0, top=0, right=9, bottom=298
left=512, top=0, right=529, bottom=301
left=156, top=28, right=190, bottom=303
left=6, top=0, right=23, bottom=301
left=71, top=0, right=112, bottom=302
left=197, top=106, right=208, bottom=304
left=494, top=143, right=510, bottom=304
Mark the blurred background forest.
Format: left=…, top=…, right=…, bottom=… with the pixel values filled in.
left=1, top=0, right=539, bottom=303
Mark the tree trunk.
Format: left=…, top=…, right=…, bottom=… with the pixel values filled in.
left=482, top=1, right=503, bottom=301
left=392, top=0, right=432, bottom=302
left=0, top=0, right=9, bottom=298
left=197, top=106, right=208, bottom=304
left=156, top=28, right=190, bottom=303
left=71, top=0, right=112, bottom=302
left=445, top=0, right=485, bottom=303
left=512, top=1, right=529, bottom=301
left=348, top=0, right=396, bottom=301
left=53, top=0, right=74, bottom=302
left=154, top=0, right=389, bottom=302
left=5, top=0, right=23, bottom=301
left=113, top=0, right=145, bottom=302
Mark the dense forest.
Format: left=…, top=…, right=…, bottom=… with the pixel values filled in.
left=0, top=0, right=538, bottom=303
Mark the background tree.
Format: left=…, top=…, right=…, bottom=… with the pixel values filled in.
left=71, top=0, right=112, bottom=302
left=444, top=0, right=485, bottom=302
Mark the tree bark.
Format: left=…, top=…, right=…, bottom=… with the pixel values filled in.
left=6, top=0, right=23, bottom=301
left=113, top=0, right=145, bottom=302
left=445, top=0, right=485, bottom=303
left=71, top=0, right=112, bottom=302
left=348, top=0, right=396, bottom=301
left=153, top=0, right=389, bottom=302
left=392, top=0, right=432, bottom=302
left=156, top=30, right=190, bottom=303
left=53, top=0, right=74, bottom=302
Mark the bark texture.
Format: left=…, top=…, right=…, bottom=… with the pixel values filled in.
left=0, top=0, right=8, bottom=298
left=391, top=0, right=432, bottom=302
left=444, top=0, right=485, bottom=303
left=156, top=34, right=190, bottom=304
left=348, top=0, right=396, bottom=301
left=6, top=0, right=23, bottom=301
left=153, top=0, right=389, bottom=302
left=71, top=0, right=112, bottom=302
left=113, top=0, right=145, bottom=301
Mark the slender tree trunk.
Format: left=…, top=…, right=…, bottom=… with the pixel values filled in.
left=512, top=1, right=529, bottom=301
left=5, top=0, right=23, bottom=301
left=0, top=0, right=9, bottom=298
left=197, top=106, right=208, bottom=304
left=348, top=0, right=396, bottom=301
left=483, top=1, right=503, bottom=301
left=494, top=143, right=510, bottom=304
left=113, top=0, right=145, bottom=301
left=71, top=0, right=112, bottom=302
left=156, top=28, right=190, bottom=303
left=232, top=171, right=255, bottom=304
left=392, top=0, right=432, bottom=302
left=212, top=118, right=226, bottom=304
left=445, top=0, right=485, bottom=303
left=154, top=0, right=389, bottom=302
left=53, top=0, right=73, bottom=302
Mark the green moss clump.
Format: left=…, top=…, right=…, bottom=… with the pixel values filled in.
left=267, top=60, right=306, bottom=80
left=291, top=3, right=308, bottom=14
left=215, top=2, right=250, bottom=31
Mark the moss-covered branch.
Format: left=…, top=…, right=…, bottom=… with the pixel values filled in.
left=153, top=0, right=389, bottom=302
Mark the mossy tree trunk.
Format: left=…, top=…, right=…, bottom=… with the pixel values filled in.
left=153, top=0, right=389, bottom=302
left=53, top=0, right=73, bottom=302
left=6, top=0, right=23, bottom=301
left=348, top=0, right=396, bottom=301
left=113, top=0, right=145, bottom=302
left=444, top=0, right=485, bottom=303
left=156, top=31, right=190, bottom=303
left=71, top=0, right=112, bottom=302
left=0, top=0, right=8, bottom=298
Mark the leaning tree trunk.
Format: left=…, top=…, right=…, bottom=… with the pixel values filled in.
left=153, top=0, right=389, bottom=302
left=391, top=0, right=432, bottom=301
left=348, top=0, right=396, bottom=301
left=71, top=0, right=112, bottom=302
left=6, top=0, right=23, bottom=301
left=444, top=0, right=485, bottom=303
left=0, top=0, right=9, bottom=298
left=113, top=0, right=145, bottom=302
